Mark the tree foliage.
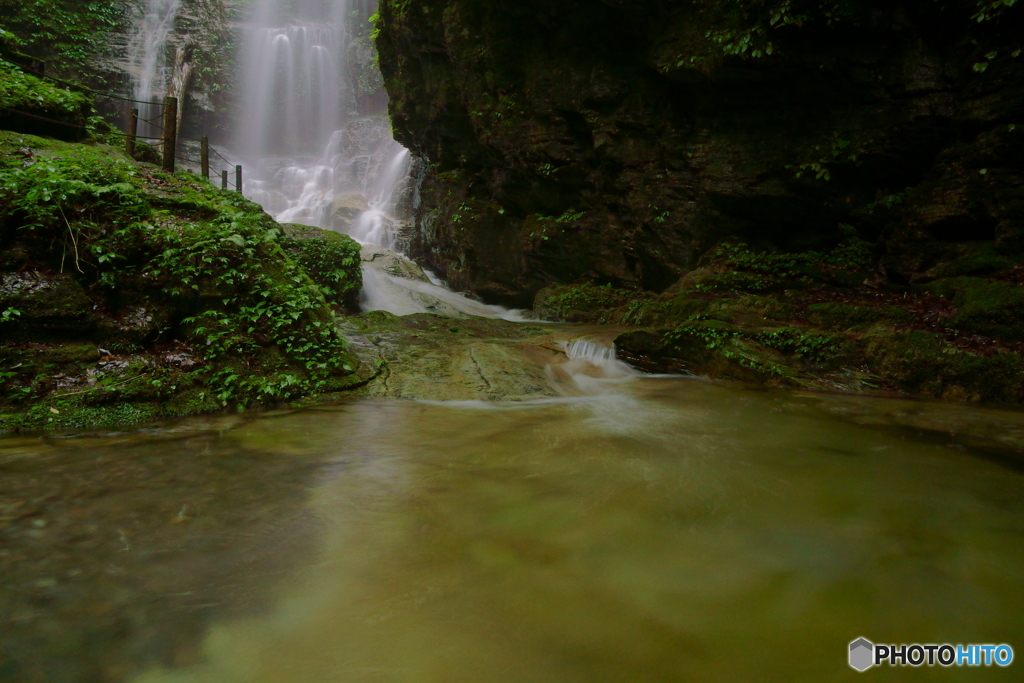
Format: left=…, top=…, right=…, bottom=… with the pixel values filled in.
left=0, top=1, right=127, bottom=74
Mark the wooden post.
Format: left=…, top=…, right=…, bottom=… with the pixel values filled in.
left=161, top=96, right=178, bottom=172
left=126, top=108, right=138, bottom=158
left=201, top=136, right=210, bottom=180
left=222, top=170, right=228, bottom=190
left=235, top=165, right=243, bottom=194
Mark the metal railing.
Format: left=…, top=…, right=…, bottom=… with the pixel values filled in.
left=0, top=55, right=243, bottom=192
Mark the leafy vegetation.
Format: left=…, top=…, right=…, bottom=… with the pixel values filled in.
left=0, top=1, right=125, bottom=75
left=664, top=318, right=840, bottom=363
left=694, top=232, right=873, bottom=293
left=279, top=224, right=363, bottom=309
left=0, top=61, right=92, bottom=136
left=0, top=131, right=363, bottom=430
left=535, top=282, right=633, bottom=321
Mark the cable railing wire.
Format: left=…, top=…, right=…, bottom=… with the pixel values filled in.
left=0, top=56, right=162, bottom=107
left=176, top=135, right=236, bottom=166
left=212, top=148, right=233, bottom=166
left=103, top=130, right=164, bottom=141
left=0, top=105, right=86, bottom=130
left=3, top=55, right=243, bottom=188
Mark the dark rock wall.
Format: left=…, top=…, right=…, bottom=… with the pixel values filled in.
left=377, top=0, right=1024, bottom=307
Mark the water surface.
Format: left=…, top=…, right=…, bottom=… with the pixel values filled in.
left=2, top=379, right=1022, bottom=682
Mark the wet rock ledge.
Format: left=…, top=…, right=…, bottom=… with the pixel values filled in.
left=0, top=131, right=370, bottom=434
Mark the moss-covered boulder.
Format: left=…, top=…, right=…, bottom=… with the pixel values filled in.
left=924, top=277, right=1024, bottom=342
left=534, top=282, right=634, bottom=322
left=0, top=131, right=367, bottom=433
left=329, top=193, right=369, bottom=230
left=279, top=224, right=363, bottom=311
left=0, top=61, right=92, bottom=140
left=862, top=327, right=1024, bottom=403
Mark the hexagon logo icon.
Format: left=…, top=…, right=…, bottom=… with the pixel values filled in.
left=849, top=638, right=874, bottom=672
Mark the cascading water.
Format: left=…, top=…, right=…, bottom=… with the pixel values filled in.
left=238, top=0, right=411, bottom=243
left=124, top=0, right=183, bottom=140
left=237, top=0, right=526, bottom=320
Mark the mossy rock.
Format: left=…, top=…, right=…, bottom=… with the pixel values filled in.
left=0, top=63, right=91, bottom=140
left=621, top=295, right=711, bottom=326
left=913, top=243, right=1017, bottom=282
left=329, top=193, right=369, bottom=230
left=534, top=282, right=632, bottom=322
left=0, top=272, right=96, bottom=337
left=862, top=326, right=1024, bottom=402
left=618, top=319, right=796, bottom=383
left=279, top=224, right=363, bottom=311
left=713, top=295, right=796, bottom=324
left=27, top=343, right=100, bottom=365
left=805, top=302, right=912, bottom=330
left=0, top=132, right=366, bottom=432
left=924, top=277, right=1024, bottom=341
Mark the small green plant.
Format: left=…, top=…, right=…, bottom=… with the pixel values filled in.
left=695, top=234, right=873, bottom=293
left=973, top=0, right=1018, bottom=22
left=542, top=283, right=628, bottom=315
left=753, top=328, right=840, bottom=362
left=664, top=319, right=734, bottom=349
left=0, top=135, right=358, bottom=412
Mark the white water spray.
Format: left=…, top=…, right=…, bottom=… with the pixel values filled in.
left=237, top=0, right=527, bottom=320
left=239, top=0, right=410, bottom=235
left=125, top=0, right=182, bottom=139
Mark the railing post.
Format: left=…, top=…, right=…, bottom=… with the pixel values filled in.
left=201, top=136, right=209, bottom=180
left=161, top=96, right=178, bottom=172
left=126, top=108, right=138, bottom=158
left=222, top=170, right=228, bottom=190
left=235, top=165, right=243, bottom=194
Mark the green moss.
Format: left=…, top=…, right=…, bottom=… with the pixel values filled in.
left=751, top=327, right=842, bottom=363
left=916, top=243, right=1016, bottom=281
left=0, top=131, right=365, bottom=433
left=621, top=295, right=710, bottom=326
left=664, top=318, right=741, bottom=350
left=689, top=235, right=874, bottom=294
left=0, top=398, right=162, bottom=434
left=863, top=326, right=1024, bottom=402
left=534, top=282, right=633, bottom=322
left=279, top=224, right=363, bottom=310
left=0, top=273, right=95, bottom=337
left=924, top=277, right=1024, bottom=341
left=656, top=318, right=798, bottom=382
left=805, top=302, right=912, bottom=330
left=29, top=343, right=99, bottom=364
left=0, top=62, right=92, bottom=139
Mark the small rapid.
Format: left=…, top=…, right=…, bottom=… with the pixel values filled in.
left=357, top=266, right=531, bottom=320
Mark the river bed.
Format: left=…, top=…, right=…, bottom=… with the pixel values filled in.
left=2, top=371, right=1023, bottom=682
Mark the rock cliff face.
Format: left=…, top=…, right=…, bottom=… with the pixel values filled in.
left=377, top=0, right=1024, bottom=307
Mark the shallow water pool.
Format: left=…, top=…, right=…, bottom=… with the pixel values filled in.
left=2, top=378, right=1022, bottom=682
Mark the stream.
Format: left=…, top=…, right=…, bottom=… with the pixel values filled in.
left=2, top=362, right=1023, bottom=681
left=5, top=1, right=1019, bottom=681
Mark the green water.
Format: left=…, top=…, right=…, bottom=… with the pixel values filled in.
left=2, top=378, right=1022, bottom=682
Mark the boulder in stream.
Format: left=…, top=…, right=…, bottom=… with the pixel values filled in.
left=330, top=193, right=369, bottom=231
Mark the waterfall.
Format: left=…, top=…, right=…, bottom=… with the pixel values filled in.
left=239, top=0, right=412, bottom=246
left=235, top=0, right=526, bottom=321
left=125, top=0, right=183, bottom=140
